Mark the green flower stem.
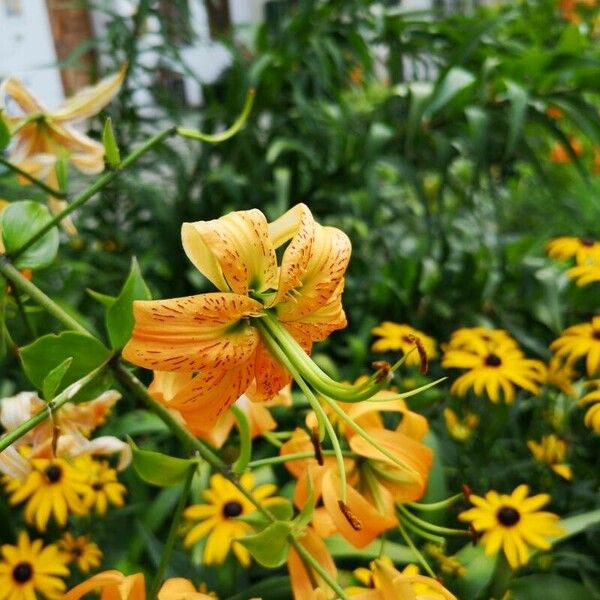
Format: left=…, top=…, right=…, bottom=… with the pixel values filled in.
left=0, top=256, right=91, bottom=336
left=176, top=89, right=255, bottom=142
left=10, top=126, right=178, bottom=259
left=396, top=503, right=468, bottom=538
left=289, top=537, right=350, bottom=600
left=397, top=519, right=437, bottom=577
left=0, top=156, right=66, bottom=198
left=408, top=493, right=464, bottom=511
left=149, top=464, right=196, bottom=600
left=231, top=404, right=252, bottom=474
left=257, top=321, right=348, bottom=503
left=248, top=449, right=355, bottom=469
left=0, top=359, right=111, bottom=452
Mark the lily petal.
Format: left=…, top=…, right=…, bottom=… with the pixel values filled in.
left=122, top=293, right=261, bottom=372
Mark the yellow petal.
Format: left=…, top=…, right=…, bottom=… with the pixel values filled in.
left=0, top=78, right=46, bottom=115
left=181, top=209, right=278, bottom=295
left=51, top=64, right=127, bottom=123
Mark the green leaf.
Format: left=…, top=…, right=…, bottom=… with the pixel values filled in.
left=131, top=443, right=197, bottom=487
left=102, top=117, right=121, bottom=167
left=423, top=67, right=475, bottom=119
left=237, top=521, right=293, bottom=567
left=239, top=500, right=294, bottom=529
left=294, top=475, right=315, bottom=531
left=1, top=201, right=59, bottom=269
left=452, top=543, right=498, bottom=599
left=0, top=112, right=10, bottom=151
left=106, top=257, right=151, bottom=350
left=552, top=508, right=600, bottom=544
left=510, top=575, right=589, bottom=599
left=42, top=357, right=73, bottom=401
left=226, top=576, right=291, bottom=600
left=325, top=535, right=414, bottom=563
left=87, top=288, right=117, bottom=308
left=20, top=332, right=111, bottom=393
left=54, top=153, right=69, bottom=192
left=504, top=80, right=528, bottom=158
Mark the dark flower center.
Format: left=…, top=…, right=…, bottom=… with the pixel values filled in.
left=497, top=506, right=520, bottom=526
left=92, top=482, right=103, bottom=491
left=580, top=237, right=595, bottom=247
left=593, top=330, right=600, bottom=341
left=12, top=562, right=33, bottom=583
left=485, top=353, right=502, bottom=367
left=222, top=501, right=244, bottom=518
left=44, top=465, right=62, bottom=483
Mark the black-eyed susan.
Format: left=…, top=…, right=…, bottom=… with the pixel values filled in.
left=550, top=316, right=600, bottom=376
left=444, top=327, right=519, bottom=354
left=346, top=559, right=456, bottom=599
left=580, top=379, right=600, bottom=433
left=58, top=533, right=102, bottom=573
left=370, top=322, right=437, bottom=368
left=459, top=484, right=563, bottom=569
left=565, top=257, right=600, bottom=286
left=546, top=236, right=600, bottom=264
left=545, top=356, right=577, bottom=397
left=4, top=457, right=92, bottom=531
left=0, top=531, right=69, bottom=600
left=443, top=408, right=479, bottom=442
left=77, top=455, right=127, bottom=515
left=183, top=472, right=286, bottom=566
left=527, top=435, right=572, bottom=480
left=442, top=330, right=546, bottom=403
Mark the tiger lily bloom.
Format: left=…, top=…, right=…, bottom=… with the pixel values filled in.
left=63, top=571, right=215, bottom=600
left=281, top=395, right=433, bottom=548
left=148, top=370, right=291, bottom=443
left=345, top=560, right=456, bottom=600
left=0, top=66, right=126, bottom=230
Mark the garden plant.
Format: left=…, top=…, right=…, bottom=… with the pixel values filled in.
left=0, top=0, right=600, bottom=598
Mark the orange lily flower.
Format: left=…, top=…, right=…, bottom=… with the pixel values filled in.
left=288, top=527, right=338, bottom=600
left=123, top=204, right=351, bottom=429
left=149, top=371, right=291, bottom=442
left=345, top=560, right=456, bottom=599
left=281, top=394, right=433, bottom=548
left=549, top=137, right=583, bottom=164
left=64, top=571, right=216, bottom=600
left=0, top=66, right=126, bottom=230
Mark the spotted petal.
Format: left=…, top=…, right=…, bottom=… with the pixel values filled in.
left=122, top=293, right=261, bottom=372
left=182, top=209, right=278, bottom=295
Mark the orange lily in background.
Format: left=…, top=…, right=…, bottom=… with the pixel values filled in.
left=281, top=394, right=433, bottom=548
left=0, top=65, right=126, bottom=231
left=123, top=204, right=351, bottom=428
left=288, top=527, right=338, bottom=599
left=345, top=560, right=456, bottom=599
left=64, top=571, right=217, bottom=600
left=549, top=136, right=583, bottom=164
left=149, top=370, right=291, bottom=441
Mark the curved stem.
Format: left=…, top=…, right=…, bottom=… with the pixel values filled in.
left=0, top=156, right=66, bottom=198
left=231, top=404, right=252, bottom=474
left=248, top=449, right=355, bottom=469
left=150, top=464, right=196, bottom=599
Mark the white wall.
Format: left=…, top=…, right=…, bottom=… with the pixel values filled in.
left=0, top=0, right=63, bottom=108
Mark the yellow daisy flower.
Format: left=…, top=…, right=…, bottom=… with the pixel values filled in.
left=370, top=322, right=437, bottom=368
left=550, top=316, right=600, bottom=376
left=76, top=455, right=127, bottom=515
left=566, top=257, right=600, bottom=286
left=0, top=531, right=69, bottom=600
left=545, top=356, right=577, bottom=397
left=346, top=559, right=456, bottom=599
left=442, top=330, right=546, bottom=403
left=58, top=533, right=102, bottom=573
left=546, top=236, right=600, bottom=264
left=4, top=457, right=92, bottom=531
left=444, top=327, right=519, bottom=353
left=527, top=435, right=572, bottom=480
left=183, top=472, right=285, bottom=566
left=443, top=407, right=479, bottom=442
left=580, top=379, right=600, bottom=433
left=459, top=484, right=563, bottom=569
